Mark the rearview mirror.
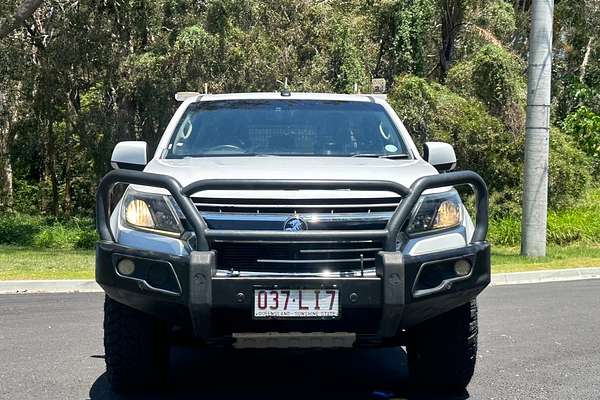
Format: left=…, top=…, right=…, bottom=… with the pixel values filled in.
left=423, top=142, right=456, bottom=172
left=111, top=141, right=148, bottom=171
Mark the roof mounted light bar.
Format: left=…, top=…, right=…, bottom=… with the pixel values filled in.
left=371, top=78, right=386, bottom=94
left=175, top=92, right=201, bottom=102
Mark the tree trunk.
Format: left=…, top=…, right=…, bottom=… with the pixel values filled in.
left=62, top=88, right=80, bottom=216
left=580, top=36, right=594, bottom=83
left=0, top=91, right=15, bottom=211
left=521, top=0, right=554, bottom=257
left=439, top=0, right=464, bottom=82
left=47, top=120, right=60, bottom=216
left=0, top=0, right=43, bottom=39
left=62, top=134, right=72, bottom=215
left=0, top=122, right=14, bottom=211
left=373, top=11, right=390, bottom=79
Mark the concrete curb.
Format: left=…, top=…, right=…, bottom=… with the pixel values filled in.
left=1, top=267, right=600, bottom=294
left=490, top=267, right=600, bottom=286
left=0, top=280, right=102, bottom=294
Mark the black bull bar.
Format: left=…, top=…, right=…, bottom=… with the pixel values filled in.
left=96, top=169, right=489, bottom=250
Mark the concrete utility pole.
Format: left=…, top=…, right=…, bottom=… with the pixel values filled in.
left=521, top=0, right=554, bottom=257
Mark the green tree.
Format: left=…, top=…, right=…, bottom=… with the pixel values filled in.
left=0, top=0, right=597, bottom=218
left=371, top=0, right=437, bottom=82
left=447, top=44, right=526, bottom=133
left=563, top=106, right=600, bottom=175
left=388, top=75, right=590, bottom=215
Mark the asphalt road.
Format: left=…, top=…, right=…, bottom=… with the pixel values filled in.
left=1, top=280, right=599, bottom=400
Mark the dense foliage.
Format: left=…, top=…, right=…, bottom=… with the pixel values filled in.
left=563, top=107, right=600, bottom=175
left=388, top=76, right=591, bottom=217
left=0, top=213, right=95, bottom=249
left=488, top=188, right=600, bottom=246
left=0, top=0, right=599, bottom=225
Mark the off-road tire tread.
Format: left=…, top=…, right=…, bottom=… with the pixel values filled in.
left=407, top=299, right=478, bottom=391
left=103, top=295, right=170, bottom=392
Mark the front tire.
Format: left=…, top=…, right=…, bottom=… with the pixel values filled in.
left=407, top=299, right=478, bottom=391
left=103, top=295, right=170, bottom=392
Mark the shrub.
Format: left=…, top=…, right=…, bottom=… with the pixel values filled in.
left=475, top=1, right=517, bottom=43
left=75, top=228, right=99, bottom=250
left=169, top=25, right=220, bottom=89
left=548, top=128, right=592, bottom=209
left=0, top=213, right=43, bottom=246
left=328, top=19, right=368, bottom=93
left=446, top=45, right=525, bottom=133
left=388, top=75, right=521, bottom=204
left=547, top=186, right=600, bottom=244
left=388, top=75, right=591, bottom=215
left=0, top=213, right=97, bottom=250
left=487, top=215, right=521, bottom=246
left=387, top=75, right=436, bottom=144
left=425, top=84, right=522, bottom=195
left=13, top=177, right=97, bottom=218
left=562, top=106, right=600, bottom=175
left=488, top=187, right=600, bottom=246
left=12, top=179, right=52, bottom=216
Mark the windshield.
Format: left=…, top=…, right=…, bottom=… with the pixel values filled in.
left=165, top=99, right=409, bottom=158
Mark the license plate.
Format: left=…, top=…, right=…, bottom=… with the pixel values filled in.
left=253, top=289, right=339, bottom=318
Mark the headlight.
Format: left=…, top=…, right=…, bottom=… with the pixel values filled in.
left=121, top=188, right=183, bottom=236
left=406, top=190, right=462, bottom=234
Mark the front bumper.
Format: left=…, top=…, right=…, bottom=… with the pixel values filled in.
left=96, top=170, right=491, bottom=345
left=96, top=240, right=490, bottom=341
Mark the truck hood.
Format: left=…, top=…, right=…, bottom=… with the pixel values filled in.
left=142, top=156, right=439, bottom=198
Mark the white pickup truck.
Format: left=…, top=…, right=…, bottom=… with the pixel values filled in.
left=95, top=91, right=490, bottom=392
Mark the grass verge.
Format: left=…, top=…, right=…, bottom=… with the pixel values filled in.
left=1, top=244, right=600, bottom=280
left=491, top=245, right=600, bottom=273
left=0, top=246, right=95, bottom=280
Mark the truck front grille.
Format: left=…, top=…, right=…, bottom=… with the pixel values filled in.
left=211, top=240, right=383, bottom=273
left=191, top=195, right=400, bottom=273
left=192, top=196, right=402, bottom=214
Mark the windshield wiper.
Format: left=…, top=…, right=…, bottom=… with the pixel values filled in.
left=351, top=153, right=410, bottom=159
left=381, top=154, right=411, bottom=159
left=183, top=153, right=279, bottom=157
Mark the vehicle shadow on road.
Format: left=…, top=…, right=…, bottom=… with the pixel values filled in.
left=89, top=346, right=470, bottom=399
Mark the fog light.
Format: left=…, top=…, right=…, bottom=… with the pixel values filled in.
left=117, top=259, right=136, bottom=276
left=454, top=259, right=471, bottom=276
